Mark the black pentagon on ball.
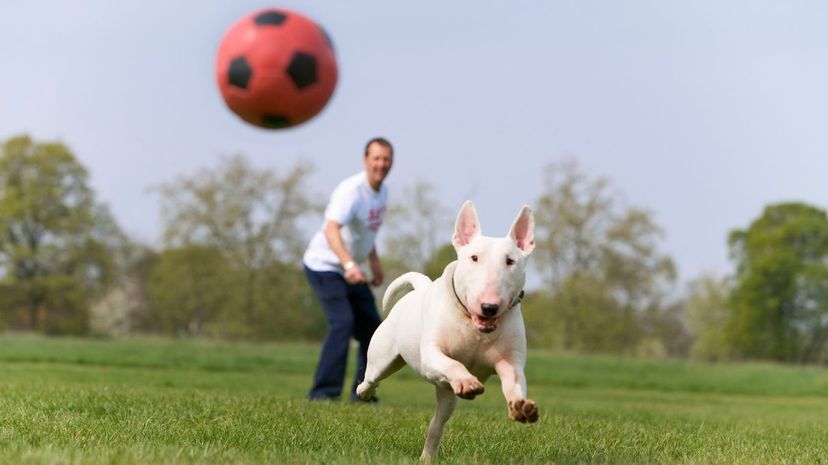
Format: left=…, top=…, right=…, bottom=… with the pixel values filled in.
left=287, top=52, right=317, bottom=89
left=228, top=56, right=252, bottom=90
left=261, top=114, right=291, bottom=129
left=254, top=10, right=287, bottom=26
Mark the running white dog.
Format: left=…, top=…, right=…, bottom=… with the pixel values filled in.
left=357, top=200, right=538, bottom=461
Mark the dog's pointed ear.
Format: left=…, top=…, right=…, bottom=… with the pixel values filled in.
left=452, top=200, right=481, bottom=249
left=509, top=206, right=535, bottom=255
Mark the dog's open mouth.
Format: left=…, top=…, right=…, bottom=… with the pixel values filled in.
left=471, top=313, right=499, bottom=333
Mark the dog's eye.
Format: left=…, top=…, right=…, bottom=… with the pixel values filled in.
left=506, top=257, right=515, bottom=266
left=471, top=255, right=478, bottom=262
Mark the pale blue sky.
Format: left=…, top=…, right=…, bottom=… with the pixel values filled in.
left=2, top=1, right=827, bottom=284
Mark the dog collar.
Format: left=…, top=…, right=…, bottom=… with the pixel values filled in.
left=450, top=274, right=466, bottom=312
left=510, top=290, right=525, bottom=309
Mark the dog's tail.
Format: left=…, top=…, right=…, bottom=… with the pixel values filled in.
left=381, top=272, right=432, bottom=316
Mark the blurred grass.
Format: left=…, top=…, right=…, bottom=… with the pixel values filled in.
left=1, top=334, right=827, bottom=464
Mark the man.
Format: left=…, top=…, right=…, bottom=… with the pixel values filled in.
left=302, top=137, right=393, bottom=401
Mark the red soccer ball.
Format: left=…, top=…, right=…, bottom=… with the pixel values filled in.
left=215, top=9, right=338, bottom=129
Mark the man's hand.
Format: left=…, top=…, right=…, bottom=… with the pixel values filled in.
left=344, top=262, right=367, bottom=284
left=370, top=261, right=384, bottom=286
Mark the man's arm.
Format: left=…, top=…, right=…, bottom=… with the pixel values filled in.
left=368, top=246, right=383, bottom=286
left=323, top=219, right=366, bottom=284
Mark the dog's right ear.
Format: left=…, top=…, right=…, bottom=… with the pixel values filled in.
left=509, top=206, right=535, bottom=256
left=452, top=200, right=480, bottom=248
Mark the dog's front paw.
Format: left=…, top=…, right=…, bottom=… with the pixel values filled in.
left=508, top=399, right=539, bottom=423
left=450, top=376, right=485, bottom=399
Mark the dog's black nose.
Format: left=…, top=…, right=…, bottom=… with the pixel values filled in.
left=481, top=303, right=499, bottom=317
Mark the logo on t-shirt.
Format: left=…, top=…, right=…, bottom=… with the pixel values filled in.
left=368, top=207, right=385, bottom=231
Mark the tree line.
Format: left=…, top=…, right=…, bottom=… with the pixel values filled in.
left=2, top=135, right=827, bottom=364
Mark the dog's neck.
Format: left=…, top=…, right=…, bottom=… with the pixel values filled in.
left=442, top=262, right=468, bottom=317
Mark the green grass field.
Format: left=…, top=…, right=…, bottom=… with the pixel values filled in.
left=1, top=334, right=827, bottom=464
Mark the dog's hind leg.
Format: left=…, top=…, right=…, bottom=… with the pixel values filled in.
left=420, top=386, right=457, bottom=462
left=356, top=322, right=406, bottom=400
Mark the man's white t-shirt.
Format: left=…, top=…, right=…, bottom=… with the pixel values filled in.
left=303, top=171, right=388, bottom=273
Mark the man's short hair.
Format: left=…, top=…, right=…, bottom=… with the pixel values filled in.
left=364, top=137, right=393, bottom=157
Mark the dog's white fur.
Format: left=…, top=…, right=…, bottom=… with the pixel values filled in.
left=357, top=200, right=538, bottom=461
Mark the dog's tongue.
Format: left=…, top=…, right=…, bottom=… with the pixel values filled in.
left=471, top=313, right=498, bottom=333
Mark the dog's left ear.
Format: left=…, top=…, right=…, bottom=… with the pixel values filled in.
left=509, top=206, right=535, bottom=255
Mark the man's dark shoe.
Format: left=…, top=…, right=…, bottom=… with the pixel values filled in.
left=350, top=395, right=380, bottom=405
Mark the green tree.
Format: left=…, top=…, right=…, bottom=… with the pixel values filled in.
left=156, top=155, right=317, bottom=267
left=153, top=155, right=320, bottom=338
left=528, top=160, right=680, bottom=354
left=0, top=135, right=123, bottom=333
left=377, top=181, right=451, bottom=303
left=423, top=243, right=456, bottom=281
left=684, top=273, right=732, bottom=361
left=727, top=202, right=828, bottom=362
left=255, top=261, right=326, bottom=340
left=381, top=180, right=450, bottom=272
left=89, top=242, right=158, bottom=336
left=547, top=274, right=623, bottom=352
left=146, top=245, right=236, bottom=337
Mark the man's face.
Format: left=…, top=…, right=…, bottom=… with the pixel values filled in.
left=364, top=142, right=393, bottom=189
